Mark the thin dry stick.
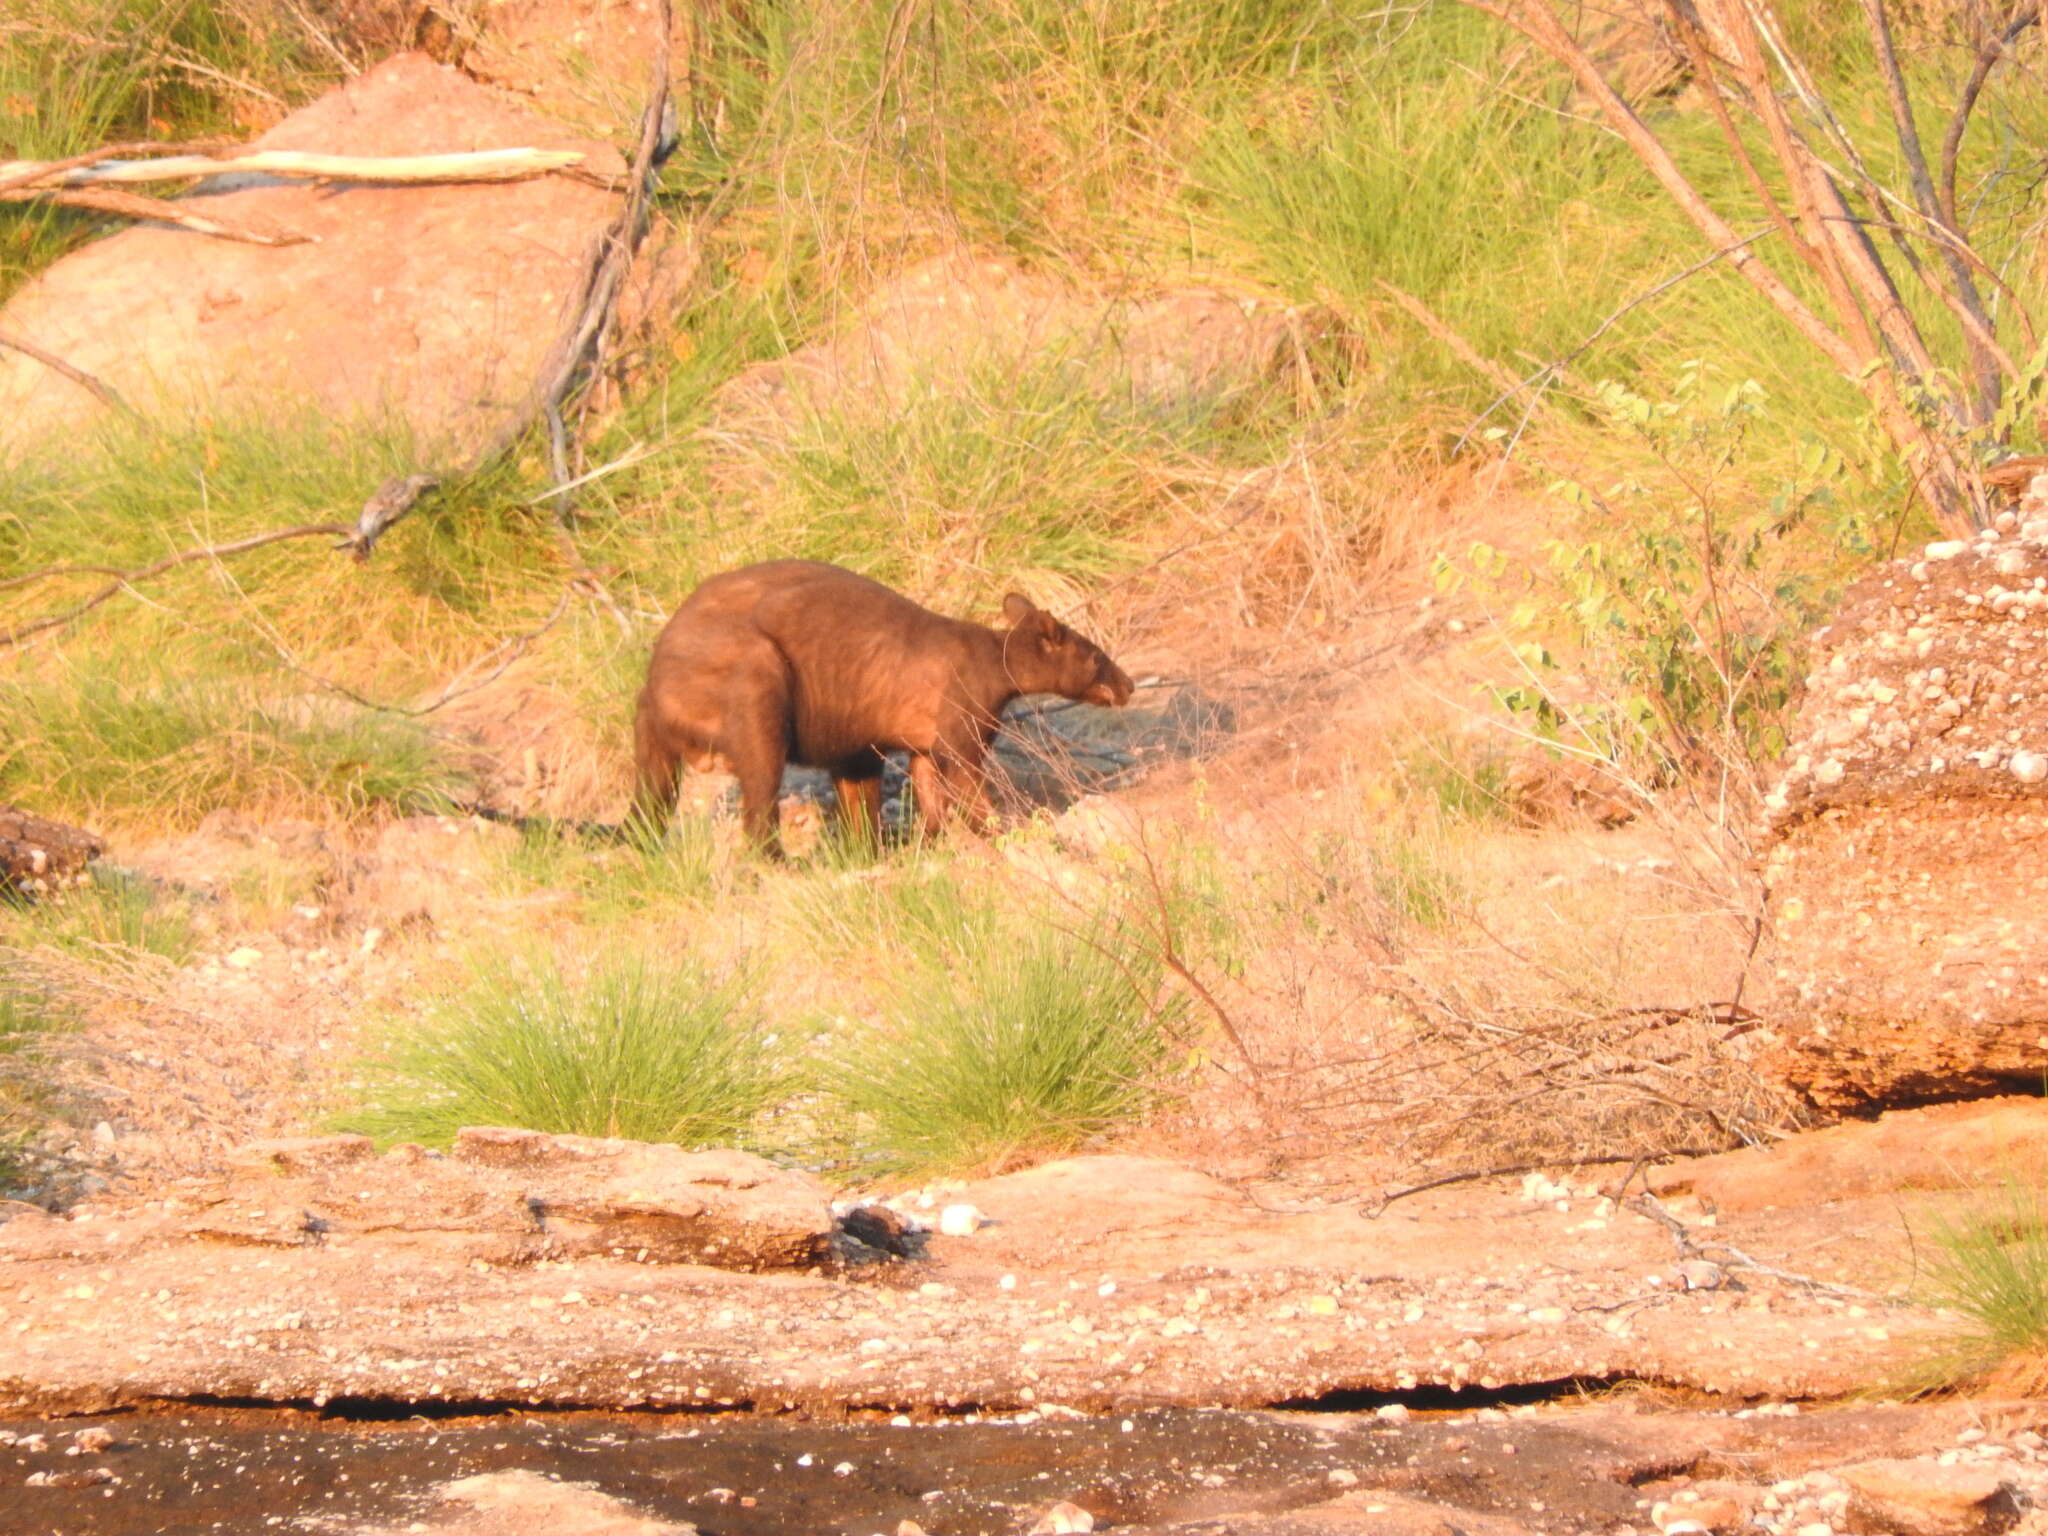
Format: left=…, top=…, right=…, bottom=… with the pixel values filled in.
left=1940, top=2, right=2041, bottom=228
left=1629, top=1190, right=1879, bottom=1298
left=1860, top=0, right=2002, bottom=416
left=0, top=524, right=350, bottom=649
left=1469, top=0, right=1984, bottom=533
left=1376, top=279, right=1525, bottom=398
left=1364, top=1150, right=1724, bottom=1215
left=0, top=14, right=674, bottom=651
left=2, top=185, right=308, bottom=246
left=231, top=584, right=575, bottom=718
left=0, top=332, right=134, bottom=413
left=1468, top=0, right=1862, bottom=377
left=1455, top=226, right=1774, bottom=454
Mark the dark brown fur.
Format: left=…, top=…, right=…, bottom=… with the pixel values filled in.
left=633, top=561, right=1134, bottom=852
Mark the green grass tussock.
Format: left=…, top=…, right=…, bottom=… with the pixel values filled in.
left=1907, top=1178, right=2048, bottom=1392
left=3, top=867, right=199, bottom=964
left=496, top=816, right=723, bottom=916
left=829, top=896, right=1183, bottom=1175
left=785, top=853, right=993, bottom=964
left=731, top=349, right=1250, bottom=598
left=0, top=659, right=458, bottom=825
left=338, top=949, right=782, bottom=1149
left=0, top=967, right=76, bottom=1192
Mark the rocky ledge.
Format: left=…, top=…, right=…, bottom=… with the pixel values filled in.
left=1761, top=479, right=2048, bottom=1108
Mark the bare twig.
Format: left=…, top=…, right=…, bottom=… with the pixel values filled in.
left=1455, top=226, right=1774, bottom=454
left=0, top=524, right=350, bottom=649
left=236, top=585, right=575, bottom=717
left=1363, top=1150, right=1723, bottom=1216
left=1376, top=279, right=1524, bottom=399
left=1, top=184, right=308, bottom=246
left=1941, top=3, right=2042, bottom=230
left=1630, top=1191, right=1879, bottom=1298
left=1465, top=0, right=1991, bottom=533
left=1859, top=0, right=2003, bottom=420
left=0, top=332, right=134, bottom=414
left=347, top=474, right=441, bottom=562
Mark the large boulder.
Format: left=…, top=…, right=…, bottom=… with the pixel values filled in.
left=711, top=251, right=1300, bottom=436
left=0, top=52, right=635, bottom=461
left=1760, top=487, right=2048, bottom=1108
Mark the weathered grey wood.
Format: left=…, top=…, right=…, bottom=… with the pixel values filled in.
left=0, top=147, right=584, bottom=191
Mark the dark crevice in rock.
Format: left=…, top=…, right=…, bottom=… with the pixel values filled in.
left=1270, top=1374, right=1653, bottom=1414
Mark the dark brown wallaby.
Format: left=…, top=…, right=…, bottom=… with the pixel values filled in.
left=633, top=560, right=1134, bottom=854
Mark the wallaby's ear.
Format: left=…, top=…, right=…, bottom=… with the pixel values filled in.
left=1001, top=593, right=1038, bottom=628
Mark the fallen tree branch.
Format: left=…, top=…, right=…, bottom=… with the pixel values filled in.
left=1, top=184, right=308, bottom=246
left=1629, top=1190, right=1879, bottom=1299
left=1300, top=1149, right=1725, bottom=1218
left=349, top=0, right=675, bottom=559
left=0, top=137, right=231, bottom=198
left=0, top=332, right=134, bottom=413
left=0, top=146, right=585, bottom=190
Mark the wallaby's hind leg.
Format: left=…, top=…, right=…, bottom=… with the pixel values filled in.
left=630, top=690, right=682, bottom=836
left=831, top=747, right=886, bottom=849
left=907, top=751, right=949, bottom=839
left=721, top=664, right=794, bottom=856
left=833, top=771, right=885, bottom=850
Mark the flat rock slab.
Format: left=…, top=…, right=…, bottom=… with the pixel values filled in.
left=0, top=53, right=626, bottom=459
left=1652, top=1096, right=2048, bottom=1213
left=7, top=1130, right=833, bottom=1274
left=0, top=1146, right=1946, bottom=1416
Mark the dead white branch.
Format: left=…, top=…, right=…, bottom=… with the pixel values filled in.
left=0, top=146, right=584, bottom=191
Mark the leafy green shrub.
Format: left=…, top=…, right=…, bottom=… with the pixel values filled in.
left=830, top=903, right=1181, bottom=1174
left=339, top=950, right=781, bottom=1148
left=1450, top=365, right=1855, bottom=773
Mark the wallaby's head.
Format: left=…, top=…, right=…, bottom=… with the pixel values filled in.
left=1001, top=594, right=1135, bottom=707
